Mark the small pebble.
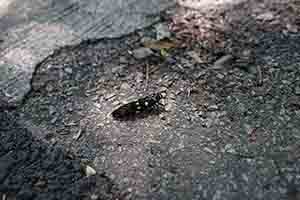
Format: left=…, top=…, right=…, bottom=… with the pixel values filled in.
left=46, top=84, right=54, bottom=92
left=64, top=67, right=73, bottom=74
left=120, top=82, right=131, bottom=90
left=164, top=103, right=172, bottom=111
left=91, top=194, right=99, bottom=200
left=85, top=165, right=97, bottom=177
left=216, top=73, right=225, bottom=79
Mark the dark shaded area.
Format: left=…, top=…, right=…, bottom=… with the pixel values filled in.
left=0, top=111, right=116, bottom=200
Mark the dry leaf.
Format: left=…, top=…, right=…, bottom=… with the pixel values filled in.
left=143, top=38, right=178, bottom=50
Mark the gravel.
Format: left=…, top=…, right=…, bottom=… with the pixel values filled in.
left=0, top=111, right=116, bottom=200
left=1, top=19, right=300, bottom=200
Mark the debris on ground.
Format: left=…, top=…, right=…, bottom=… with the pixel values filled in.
left=1, top=0, right=300, bottom=199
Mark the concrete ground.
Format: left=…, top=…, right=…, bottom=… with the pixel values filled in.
left=1, top=1, right=300, bottom=200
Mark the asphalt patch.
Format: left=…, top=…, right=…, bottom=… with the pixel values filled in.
left=0, top=111, right=115, bottom=200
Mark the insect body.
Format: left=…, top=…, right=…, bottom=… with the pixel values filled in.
left=112, top=91, right=166, bottom=121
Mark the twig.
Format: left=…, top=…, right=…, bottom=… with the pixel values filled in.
left=145, top=64, right=149, bottom=91
left=256, top=65, right=263, bottom=86
left=227, top=152, right=256, bottom=159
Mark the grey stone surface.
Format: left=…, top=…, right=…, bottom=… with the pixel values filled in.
left=0, top=0, right=175, bottom=107
left=132, top=47, right=154, bottom=59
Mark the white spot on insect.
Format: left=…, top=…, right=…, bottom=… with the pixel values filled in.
left=144, top=101, right=149, bottom=106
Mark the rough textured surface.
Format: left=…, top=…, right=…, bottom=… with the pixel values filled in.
left=14, top=29, right=300, bottom=199
left=0, top=111, right=117, bottom=200
left=1, top=0, right=300, bottom=199
left=0, top=0, right=175, bottom=107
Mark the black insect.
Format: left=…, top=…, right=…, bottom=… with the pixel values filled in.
left=112, top=91, right=166, bottom=121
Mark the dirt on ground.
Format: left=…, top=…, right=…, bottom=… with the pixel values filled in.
left=1, top=0, right=300, bottom=200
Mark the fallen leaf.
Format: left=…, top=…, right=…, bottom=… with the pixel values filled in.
left=143, top=38, right=178, bottom=50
